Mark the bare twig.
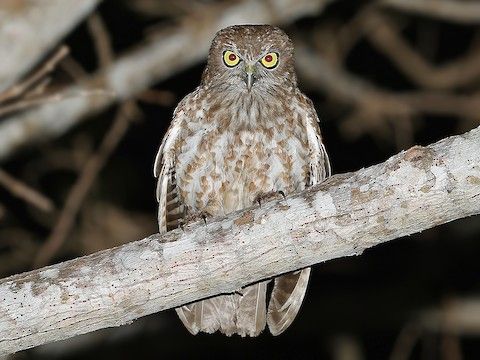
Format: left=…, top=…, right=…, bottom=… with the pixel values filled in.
left=0, top=90, right=113, bottom=119
left=362, top=12, right=480, bottom=90
left=33, top=11, right=137, bottom=268
left=331, top=335, right=365, bottom=360
left=296, top=43, right=480, bottom=141
left=420, top=298, right=480, bottom=335
left=441, top=334, right=463, bottom=360
left=33, top=101, right=139, bottom=267
left=0, top=46, right=69, bottom=104
left=0, top=229, right=38, bottom=276
left=1, top=125, right=479, bottom=355
left=24, top=78, right=52, bottom=99
left=137, top=89, right=176, bottom=107
left=390, top=322, right=423, bottom=360
left=329, top=5, right=377, bottom=63
left=390, top=295, right=480, bottom=360
left=128, top=0, right=206, bottom=17
left=0, top=0, right=101, bottom=93
left=87, top=13, right=114, bottom=68
left=0, top=43, right=106, bottom=120
left=0, top=169, right=54, bottom=213
left=60, top=56, right=89, bottom=81
left=381, top=0, right=480, bottom=24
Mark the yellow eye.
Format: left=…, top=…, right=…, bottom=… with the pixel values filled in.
left=223, top=50, right=240, bottom=67
left=260, top=52, right=278, bottom=69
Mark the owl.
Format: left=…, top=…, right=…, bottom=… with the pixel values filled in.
left=154, top=25, right=330, bottom=336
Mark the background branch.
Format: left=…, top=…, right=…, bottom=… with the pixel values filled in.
left=381, top=0, right=480, bottom=24
left=296, top=42, right=480, bottom=145
left=361, top=11, right=480, bottom=90
left=0, top=169, right=54, bottom=213
left=0, top=0, right=335, bottom=162
left=33, top=102, right=140, bottom=268
left=1, top=125, right=479, bottom=356
left=0, top=0, right=101, bottom=93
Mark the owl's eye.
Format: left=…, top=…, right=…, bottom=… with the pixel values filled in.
left=260, top=52, right=279, bottom=69
left=223, top=50, right=240, bottom=67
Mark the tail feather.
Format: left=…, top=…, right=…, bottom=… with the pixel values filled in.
left=267, top=267, right=311, bottom=335
left=176, top=295, right=237, bottom=335
left=176, top=304, right=198, bottom=335
left=176, top=282, right=268, bottom=336
left=236, top=281, right=268, bottom=336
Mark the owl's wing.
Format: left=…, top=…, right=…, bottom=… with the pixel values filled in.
left=154, top=108, right=186, bottom=233
left=155, top=91, right=237, bottom=336
left=155, top=100, right=203, bottom=334
left=267, top=94, right=330, bottom=336
left=303, top=97, right=331, bottom=184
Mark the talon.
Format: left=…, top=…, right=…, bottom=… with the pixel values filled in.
left=178, top=218, right=186, bottom=232
left=254, top=190, right=287, bottom=207
left=183, top=210, right=210, bottom=226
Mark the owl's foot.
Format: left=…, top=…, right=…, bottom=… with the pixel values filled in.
left=254, top=190, right=286, bottom=207
left=180, top=210, right=209, bottom=230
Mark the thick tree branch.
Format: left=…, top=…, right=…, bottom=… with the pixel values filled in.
left=0, top=0, right=101, bottom=93
left=1, top=126, right=479, bottom=355
left=0, top=0, right=334, bottom=162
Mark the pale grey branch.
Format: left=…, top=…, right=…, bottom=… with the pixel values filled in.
left=0, top=125, right=479, bottom=355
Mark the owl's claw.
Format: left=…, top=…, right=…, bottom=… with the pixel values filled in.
left=183, top=210, right=209, bottom=227
left=254, top=190, right=287, bottom=207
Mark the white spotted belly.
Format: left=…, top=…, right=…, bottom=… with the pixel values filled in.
left=176, top=128, right=309, bottom=216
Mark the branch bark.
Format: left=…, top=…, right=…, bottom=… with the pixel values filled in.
left=0, top=0, right=334, bottom=162
left=0, top=0, right=101, bottom=93
left=1, top=125, right=479, bottom=355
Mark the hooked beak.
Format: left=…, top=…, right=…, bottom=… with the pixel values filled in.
left=244, top=64, right=255, bottom=91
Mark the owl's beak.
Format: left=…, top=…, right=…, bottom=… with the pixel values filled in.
left=244, top=64, right=256, bottom=91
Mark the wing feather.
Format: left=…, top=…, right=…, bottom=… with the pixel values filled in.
left=155, top=117, right=185, bottom=233
left=155, top=99, right=203, bottom=333
left=267, top=268, right=311, bottom=335
left=236, top=282, right=268, bottom=336
left=155, top=91, right=244, bottom=335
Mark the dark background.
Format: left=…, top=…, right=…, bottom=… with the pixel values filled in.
left=1, top=0, right=480, bottom=359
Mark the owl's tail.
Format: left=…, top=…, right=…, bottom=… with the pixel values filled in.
left=176, top=282, right=268, bottom=337
left=175, top=267, right=310, bottom=336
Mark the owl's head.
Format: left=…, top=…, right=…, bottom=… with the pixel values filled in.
left=202, top=25, right=296, bottom=93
